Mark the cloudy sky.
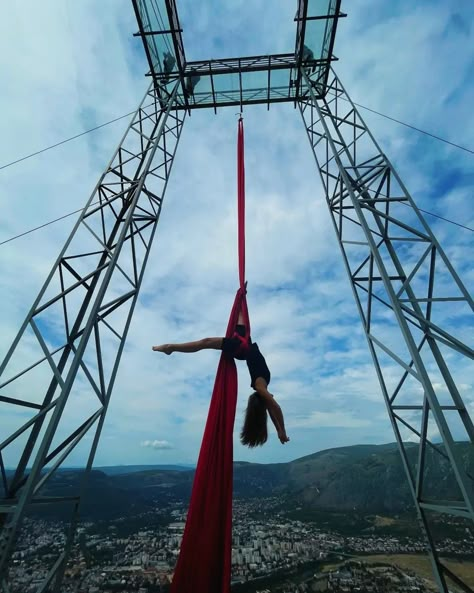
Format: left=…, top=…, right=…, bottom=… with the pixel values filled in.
left=0, top=0, right=473, bottom=468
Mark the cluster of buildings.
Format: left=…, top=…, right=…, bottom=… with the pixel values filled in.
left=345, top=534, right=474, bottom=556
left=255, top=560, right=434, bottom=592
left=231, top=516, right=339, bottom=580
left=6, top=497, right=473, bottom=592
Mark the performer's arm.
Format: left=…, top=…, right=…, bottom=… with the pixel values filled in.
left=254, top=379, right=290, bottom=444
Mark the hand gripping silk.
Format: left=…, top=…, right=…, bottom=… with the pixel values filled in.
left=170, top=118, right=248, bottom=593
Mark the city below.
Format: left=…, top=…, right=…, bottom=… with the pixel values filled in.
left=8, top=495, right=474, bottom=593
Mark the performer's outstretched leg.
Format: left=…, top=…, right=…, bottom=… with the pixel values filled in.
left=153, top=306, right=246, bottom=355
left=152, top=337, right=223, bottom=355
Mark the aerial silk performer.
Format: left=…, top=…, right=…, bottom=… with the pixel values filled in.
left=154, top=118, right=289, bottom=593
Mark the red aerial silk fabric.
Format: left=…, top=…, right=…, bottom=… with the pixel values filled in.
left=170, top=118, right=249, bottom=593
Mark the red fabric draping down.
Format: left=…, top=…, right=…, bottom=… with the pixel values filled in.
left=169, top=118, right=248, bottom=593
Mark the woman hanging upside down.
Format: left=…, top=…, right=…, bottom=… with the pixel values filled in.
left=152, top=312, right=289, bottom=447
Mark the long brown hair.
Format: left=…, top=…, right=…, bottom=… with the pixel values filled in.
left=240, top=392, right=268, bottom=447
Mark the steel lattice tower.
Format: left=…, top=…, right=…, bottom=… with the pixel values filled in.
left=1, top=1, right=473, bottom=592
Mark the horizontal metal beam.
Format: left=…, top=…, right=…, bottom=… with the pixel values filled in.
left=133, top=28, right=182, bottom=36
left=295, top=12, right=346, bottom=21
left=420, top=502, right=471, bottom=519
left=0, top=496, right=80, bottom=513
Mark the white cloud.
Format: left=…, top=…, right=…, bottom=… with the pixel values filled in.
left=140, top=440, right=174, bottom=450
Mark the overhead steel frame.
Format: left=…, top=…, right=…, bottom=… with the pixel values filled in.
left=177, top=54, right=301, bottom=111
left=132, top=0, right=344, bottom=112
left=0, top=83, right=185, bottom=591
left=299, top=68, right=474, bottom=593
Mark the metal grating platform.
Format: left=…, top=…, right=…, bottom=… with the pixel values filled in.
left=132, top=0, right=344, bottom=110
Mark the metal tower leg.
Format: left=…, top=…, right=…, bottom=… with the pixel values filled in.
left=299, top=68, right=474, bottom=593
left=0, top=83, right=185, bottom=591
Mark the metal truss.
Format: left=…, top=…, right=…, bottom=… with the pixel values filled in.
left=0, top=83, right=185, bottom=591
left=299, top=69, right=474, bottom=593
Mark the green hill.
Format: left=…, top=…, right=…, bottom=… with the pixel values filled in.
left=5, top=442, right=472, bottom=520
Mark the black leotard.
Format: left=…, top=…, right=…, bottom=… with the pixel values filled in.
left=222, top=326, right=271, bottom=388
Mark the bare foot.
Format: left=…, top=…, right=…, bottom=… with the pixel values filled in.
left=152, top=344, right=173, bottom=355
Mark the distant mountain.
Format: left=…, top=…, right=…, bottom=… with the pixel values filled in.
left=3, top=464, right=194, bottom=476
left=95, top=464, right=195, bottom=475
left=4, top=442, right=473, bottom=520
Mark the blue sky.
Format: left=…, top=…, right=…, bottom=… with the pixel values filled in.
left=0, top=0, right=473, bottom=468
